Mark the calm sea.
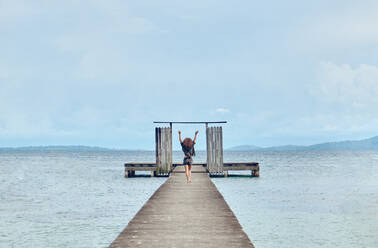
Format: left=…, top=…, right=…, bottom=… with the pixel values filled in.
left=0, top=150, right=377, bottom=248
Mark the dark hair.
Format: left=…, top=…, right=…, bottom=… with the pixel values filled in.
left=183, top=137, right=194, bottom=149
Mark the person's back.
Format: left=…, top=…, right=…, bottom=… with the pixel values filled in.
left=178, top=130, right=198, bottom=183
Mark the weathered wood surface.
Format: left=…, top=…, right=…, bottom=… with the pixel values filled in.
left=125, top=162, right=258, bottom=167
left=125, top=162, right=156, bottom=167
left=110, top=166, right=254, bottom=248
left=206, top=126, right=224, bottom=174
left=223, top=162, right=260, bottom=177
left=223, top=162, right=259, bottom=167
left=155, top=127, right=172, bottom=175
left=124, top=162, right=260, bottom=177
left=124, top=162, right=207, bottom=167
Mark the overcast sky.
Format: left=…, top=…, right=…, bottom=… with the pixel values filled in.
left=1, top=0, right=378, bottom=150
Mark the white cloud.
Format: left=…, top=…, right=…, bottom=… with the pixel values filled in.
left=216, top=108, right=230, bottom=113
left=2, top=0, right=378, bottom=147
left=289, top=2, right=378, bottom=50
left=313, top=62, right=378, bottom=108
left=303, top=61, right=378, bottom=133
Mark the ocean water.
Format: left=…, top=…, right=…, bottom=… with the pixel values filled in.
left=0, top=150, right=377, bottom=248
left=212, top=151, right=378, bottom=248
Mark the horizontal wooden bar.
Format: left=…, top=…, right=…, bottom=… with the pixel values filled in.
left=153, top=121, right=227, bottom=124
left=125, top=163, right=156, bottom=167
left=223, top=162, right=259, bottom=167
left=125, top=162, right=259, bottom=168
left=125, top=167, right=156, bottom=171
left=125, top=162, right=258, bottom=166
left=224, top=166, right=258, bottom=170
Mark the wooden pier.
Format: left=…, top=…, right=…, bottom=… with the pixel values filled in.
left=124, top=162, right=260, bottom=177
left=136, top=122, right=261, bottom=177
left=109, top=165, right=255, bottom=248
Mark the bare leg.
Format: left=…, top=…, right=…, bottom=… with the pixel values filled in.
left=184, top=165, right=190, bottom=183
left=188, top=164, right=192, bottom=183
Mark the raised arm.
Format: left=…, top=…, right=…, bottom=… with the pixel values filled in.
left=193, top=130, right=199, bottom=144
left=178, top=130, right=183, bottom=143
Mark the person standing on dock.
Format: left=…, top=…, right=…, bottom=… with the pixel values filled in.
left=178, top=130, right=198, bottom=183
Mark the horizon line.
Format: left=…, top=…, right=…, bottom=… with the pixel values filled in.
left=0, top=134, right=377, bottom=151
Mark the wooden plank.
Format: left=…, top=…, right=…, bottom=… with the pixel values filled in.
left=207, top=127, right=210, bottom=172
left=214, top=127, right=217, bottom=172
left=169, top=127, right=172, bottom=172
left=125, top=164, right=155, bottom=167
left=206, top=126, right=224, bottom=174
left=215, top=127, right=218, bottom=171
left=110, top=166, right=255, bottom=248
left=220, top=126, right=224, bottom=172
left=212, top=127, right=216, bottom=172
left=168, top=127, right=172, bottom=172
left=224, top=166, right=258, bottom=170
left=207, top=127, right=211, bottom=172
left=212, top=127, right=216, bottom=173
left=217, top=127, right=223, bottom=173
left=160, top=127, right=165, bottom=174
left=218, top=127, right=222, bottom=173
left=124, top=168, right=156, bottom=171
left=155, top=127, right=161, bottom=173
left=223, top=162, right=259, bottom=166
left=224, top=164, right=259, bottom=168
left=125, top=162, right=156, bottom=165
left=155, top=127, right=172, bottom=175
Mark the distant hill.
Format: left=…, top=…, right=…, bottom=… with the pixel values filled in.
left=227, top=145, right=261, bottom=151
left=0, top=145, right=113, bottom=151
left=261, top=145, right=304, bottom=151
left=307, top=136, right=378, bottom=150
left=227, top=136, right=378, bottom=151
left=3, top=136, right=378, bottom=152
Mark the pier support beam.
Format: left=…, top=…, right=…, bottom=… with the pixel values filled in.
left=252, top=169, right=259, bottom=177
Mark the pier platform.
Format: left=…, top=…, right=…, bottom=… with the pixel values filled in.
left=109, top=166, right=254, bottom=248
left=124, top=162, right=259, bottom=177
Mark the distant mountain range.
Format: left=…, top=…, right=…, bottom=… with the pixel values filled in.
left=227, top=136, right=378, bottom=151
left=0, top=145, right=114, bottom=151
left=2, top=136, right=378, bottom=151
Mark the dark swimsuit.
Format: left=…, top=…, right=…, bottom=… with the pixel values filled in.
left=181, top=142, right=195, bottom=165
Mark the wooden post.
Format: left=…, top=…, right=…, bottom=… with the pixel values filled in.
left=155, top=127, right=172, bottom=175
left=251, top=169, right=260, bottom=177
left=155, top=127, right=160, bottom=173
left=206, top=126, right=224, bottom=175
